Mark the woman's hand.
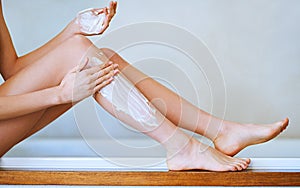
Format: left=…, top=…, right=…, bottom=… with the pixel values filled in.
left=58, top=58, right=118, bottom=104
left=67, top=1, right=117, bottom=36
left=99, top=1, right=118, bottom=34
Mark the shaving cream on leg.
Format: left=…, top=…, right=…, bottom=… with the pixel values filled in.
left=91, top=56, right=159, bottom=127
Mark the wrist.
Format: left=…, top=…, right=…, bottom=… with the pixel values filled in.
left=53, top=86, right=68, bottom=105
left=64, top=19, right=82, bottom=36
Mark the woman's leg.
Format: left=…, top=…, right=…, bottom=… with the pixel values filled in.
left=0, top=35, right=92, bottom=156
left=99, top=48, right=289, bottom=156
left=93, top=81, right=249, bottom=171
left=0, top=35, right=249, bottom=171
left=72, top=45, right=249, bottom=171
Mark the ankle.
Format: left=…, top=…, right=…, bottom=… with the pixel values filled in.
left=200, top=119, right=231, bottom=142
left=166, top=138, right=194, bottom=159
left=215, top=120, right=237, bottom=138
left=166, top=139, right=196, bottom=170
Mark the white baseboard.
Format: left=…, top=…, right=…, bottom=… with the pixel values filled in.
left=1, top=157, right=300, bottom=171
left=4, top=138, right=300, bottom=158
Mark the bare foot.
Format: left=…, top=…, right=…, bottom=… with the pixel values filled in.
left=214, top=118, right=289, bottom=156
left=166, top=138, right=250, bottom=171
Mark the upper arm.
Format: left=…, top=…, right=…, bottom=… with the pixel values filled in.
left=0, top=3, right=18, bottom=79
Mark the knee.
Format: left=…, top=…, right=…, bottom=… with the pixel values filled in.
left=61, top=35, right=93, bottom=69
left=69, top=35, right=93, bottom=53
left=98, top=48, right=128, bottom=69
left=64, top=35, right=94, bottom=63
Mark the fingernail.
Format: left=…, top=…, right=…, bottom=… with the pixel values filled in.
left=113, top=64, right=119, bottom=68
left=114, top=70, right=119, bottom=74
left=108, top=61, right=113, bottom=65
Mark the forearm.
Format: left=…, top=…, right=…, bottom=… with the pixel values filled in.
left=19, top=1, right=117, bottom=63
left=0, top=86, right=62, bottom=120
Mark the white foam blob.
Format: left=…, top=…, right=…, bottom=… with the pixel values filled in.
left=76, top=8, right=106, bottom=35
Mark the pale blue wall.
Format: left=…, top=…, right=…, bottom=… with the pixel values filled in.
left=1, top=0, right=299, bottom=140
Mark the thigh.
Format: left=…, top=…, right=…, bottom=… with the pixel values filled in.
left=0, top=36, right=92, bottom=95
left=0, top=35, right=93, bottom=156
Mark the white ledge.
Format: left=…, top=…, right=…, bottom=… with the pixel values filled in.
left=1, top=157, right=300, bottom=171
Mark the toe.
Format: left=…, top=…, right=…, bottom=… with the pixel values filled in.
left=240, top=161, right=248, bottom=169
left=243, top=158, right=251, bottom=164
left=235, top=157, right=249, bottom=165
left=282, top=118, right=289, bottom=130
left=233, top=161, right=244, bottom=171
left=236, top=164, right=243, bottom=171
left=229, top=165, right=238, bottom=172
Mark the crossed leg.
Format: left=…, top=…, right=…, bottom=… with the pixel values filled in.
left=86, top=46, right=250, bottom=171
left=99, top=48, right=289, bottom=156
left=0, top=35, right=250, bottom=171
left=95, top=92, right=249, bottom=171
left=0, top=35, right=91, bottom=156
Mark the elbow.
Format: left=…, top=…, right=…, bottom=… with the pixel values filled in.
left=0, top=58, right=19, bottom=80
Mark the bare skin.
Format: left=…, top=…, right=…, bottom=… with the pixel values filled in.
left=166, top=139, right=249, bottom=171
left=93, top=80, right=250, bottom=171
left=214, top=118, right=289, bottom=156
left=0, top=1, right=250, bottom=171
left=99, top=48, right=289, bottom=157
left=0, top=35, right=118, bottom=155
left=0, top=1, right=286, bottom=171
left=0, top=2, right=118, bottom=155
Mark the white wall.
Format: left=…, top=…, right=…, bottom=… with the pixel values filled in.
left=1, top=0, right=299, bottom=140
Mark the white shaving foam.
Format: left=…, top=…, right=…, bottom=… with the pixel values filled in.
left=76, top=8, right=106, bottom=34
left=91, top=57, right=159, bottom=127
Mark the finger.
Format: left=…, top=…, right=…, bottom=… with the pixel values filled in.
left=109, top=4, right=115, bottom=18
left=113, top=68, right=120, bottom=76
left=88, top=68, right=111, bottom=84
left=99, top=5, right=116, bottom=34
left=87, top=61, right=113, bottom=74
left=105, top=6, right=113, bottom=22
left=83, top=66, right=103, bottom=76
left=109, top=1, right=114, bottom=14
left=103, top=64, right=119, bottom=75
left=93, top=77, right=114, bottom=93
left=92, top=68, right=117, bottom=93
left=93, top=59, right=112, bottom=69
left=84, top=65, right=113, bottom=83
left=98, top=2, right=116, bottom=34
left=92, top=8, right=104, bottom=15
left=95, top=71, right=114, bottom=85
left=99, top=61, right=113, bottom=69
left=107, top=69, right=119, bottom=78
left=114, top=2, right=118, bottom=13
left=103, top=17, right=109, bottom=26
left=100, top=17, right=110, bottom=33
left=69, top=58, right=89, bottom=73
left=96, top=64, right=116, bottom=77
left=87, top=63, right=115, bottom=77
left=103, top=7, right=109, bottom=15
left=78, top=58, right=89, bottom=72
left=110, top=1, right=117, bottom=16
left=91, top=71, right=114, bottom=90
left=99, top=25, right=108, bottom=34
left=94, top=68, right=117, bottom=85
